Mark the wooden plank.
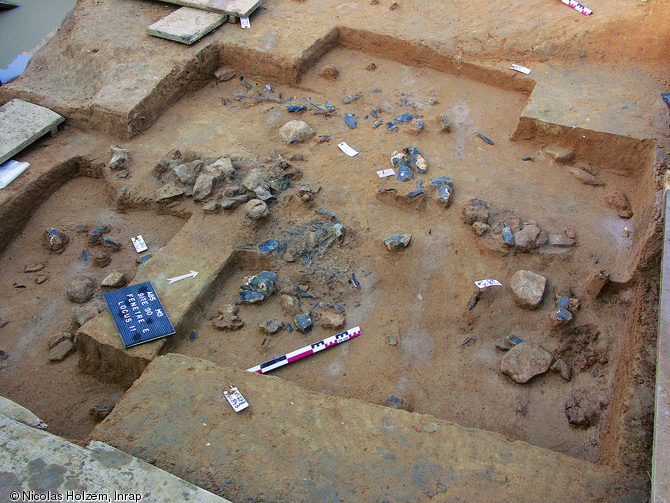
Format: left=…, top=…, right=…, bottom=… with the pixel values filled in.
left=0, top=99, right=64, bottom=166
left=148, top=7, right=227, bottom=45
left=156, top=0, right=264, bottom=19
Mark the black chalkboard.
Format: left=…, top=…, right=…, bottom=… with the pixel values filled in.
left=103, top=281, right=175, bottom=348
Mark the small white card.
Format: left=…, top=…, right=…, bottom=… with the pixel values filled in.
left=131, top=235, right=148, bottom=253
left=338, top=142, right=358, bottom=157
left=510, top=64, right=531, bottom=75
left=377, top=168, right=395, bottom=178
left=474, top=279, right=503, bottom=289
left=224, top=386, right=249, bottom=412
left=240, top=17, right=250, bottom=29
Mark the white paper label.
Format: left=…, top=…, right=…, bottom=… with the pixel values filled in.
left=377, top=168, right=395, bottom=178
left=474, top=279, right=503, bottom=289
left=510, top=64, right=531, bottom=75
left=224, top=387, right=249, bottom=412
left=131, top=235, right=148, bottom=253
left=240, top=17, right=250, bottom=29
left=338, top=142, right=358, bottom=157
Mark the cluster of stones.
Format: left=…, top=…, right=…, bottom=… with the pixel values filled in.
left=212, top=271, right=346, bottom=336
left=461, top=198, right=576, bottom=252
left=152, top=149, right=301, bottom=220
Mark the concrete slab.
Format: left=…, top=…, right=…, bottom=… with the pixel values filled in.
left=148, top=7, right=227, bottom=45
left=157, top=0, right=264, bottom=18
left=0, top=413, right=230, bottom=502
left=652, top=190, right=670, bottom=502
left=0, top=99, right=64, bottom=165
left=0, top=396, right=47, bottom=430
left=90, top=353, right=646, bottom=503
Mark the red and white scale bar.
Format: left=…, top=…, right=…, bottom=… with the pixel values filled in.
left=247, top=326, right=362, bottom=374
left=561, top=0, right=592, bottom=16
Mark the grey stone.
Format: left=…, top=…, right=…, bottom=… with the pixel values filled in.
left=545, top=146, right=575, bottom=163
left=384, top=233, right=412, bottom=252
left=72, top=302, right=102, bottom=326
left=214, top=66, right=236, bottom=82
left=549, top=233, right=576, bottom=247
left=242, top=168, right=271, bottom=191
left=204, top=157, right=235, bottom=183
left=173, top=161, right=204, bottom=186
left=472, top=222, right=490, bottom=236
left=193, top=174, right=214, bottom=201
left=48, top=331, right=72, bottom=350
left=279, top=120, right=315, bottom=144
left=109, top=145, right=130, bottom=171
left=568, top=167, right=604, bottom=186
left=212, top=314, right=244, bottom=331
left=509, top=270, right=547, bottom=309
left=42, top=228, right=68, bottom=253
left=294, top=312, right=313, bottom=332
left=49, top=339, right=75, bottom=362
left=66, top=278, right=94, bottom=303
left=333, top=223, right=345, bottom=240
left=280, top=294, right=301, bottom=315
left=319, top=311, right=345, bottom=329
left=500, top=342, right=553, bottom=384
left=514, top=223, right=541, bottom=251
left=461, top=199, right=489, bottom=225
left=551, top=359, right=572, bottom=381
left=244, top=199, right=269, bottom=220
left=0, top=99, right=65, bottom=166
left=605, top=190, right=633, bottom=218
left=223, top=185, right=244, bottom=197
left=260, top=320, right=283, bottom=334
left=156, top=181, right=185, bottom=201
left=101, top=271, right=126, bottom=288
left=147, top=7, right=227, bottom=45
left=387, top=335, right=399, bottom=346
left=203, top=201, right=220, bottom=214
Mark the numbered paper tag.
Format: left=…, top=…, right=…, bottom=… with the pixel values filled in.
left=224, top=386, right=249, bottom=412
left=510, top=64, right=531, bottom=75
left=338, top=142, right=359, bottom=157
left=240, top=17, right=251, bottom=29
left=474, top=279, right=503, bottom=289
left=131, top=235, right=148, bottom=253
left=377, top=168, right=395, bottom=178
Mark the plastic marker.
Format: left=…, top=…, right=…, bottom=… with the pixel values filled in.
left=561, top=0, right=592, bottom=16
left=247, top=326, right=361, bottom=374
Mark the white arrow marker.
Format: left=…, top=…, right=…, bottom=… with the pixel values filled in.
left=167, top=270, right=199, bottom=284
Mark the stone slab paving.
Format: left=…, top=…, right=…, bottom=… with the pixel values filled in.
left=158, top=0, right=264, bottom=18
left=148, top=7, right=227, bottom=45
left=0, top=99, right=64, bottom=165
left=90, top=353, right=647, bottom=503
left=652, top=190, right=670, bottom=502
left=0, top=413, right=230, bottom=502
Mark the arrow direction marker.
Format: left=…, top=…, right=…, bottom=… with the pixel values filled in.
left=167, top=270, right=198, bottom=284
